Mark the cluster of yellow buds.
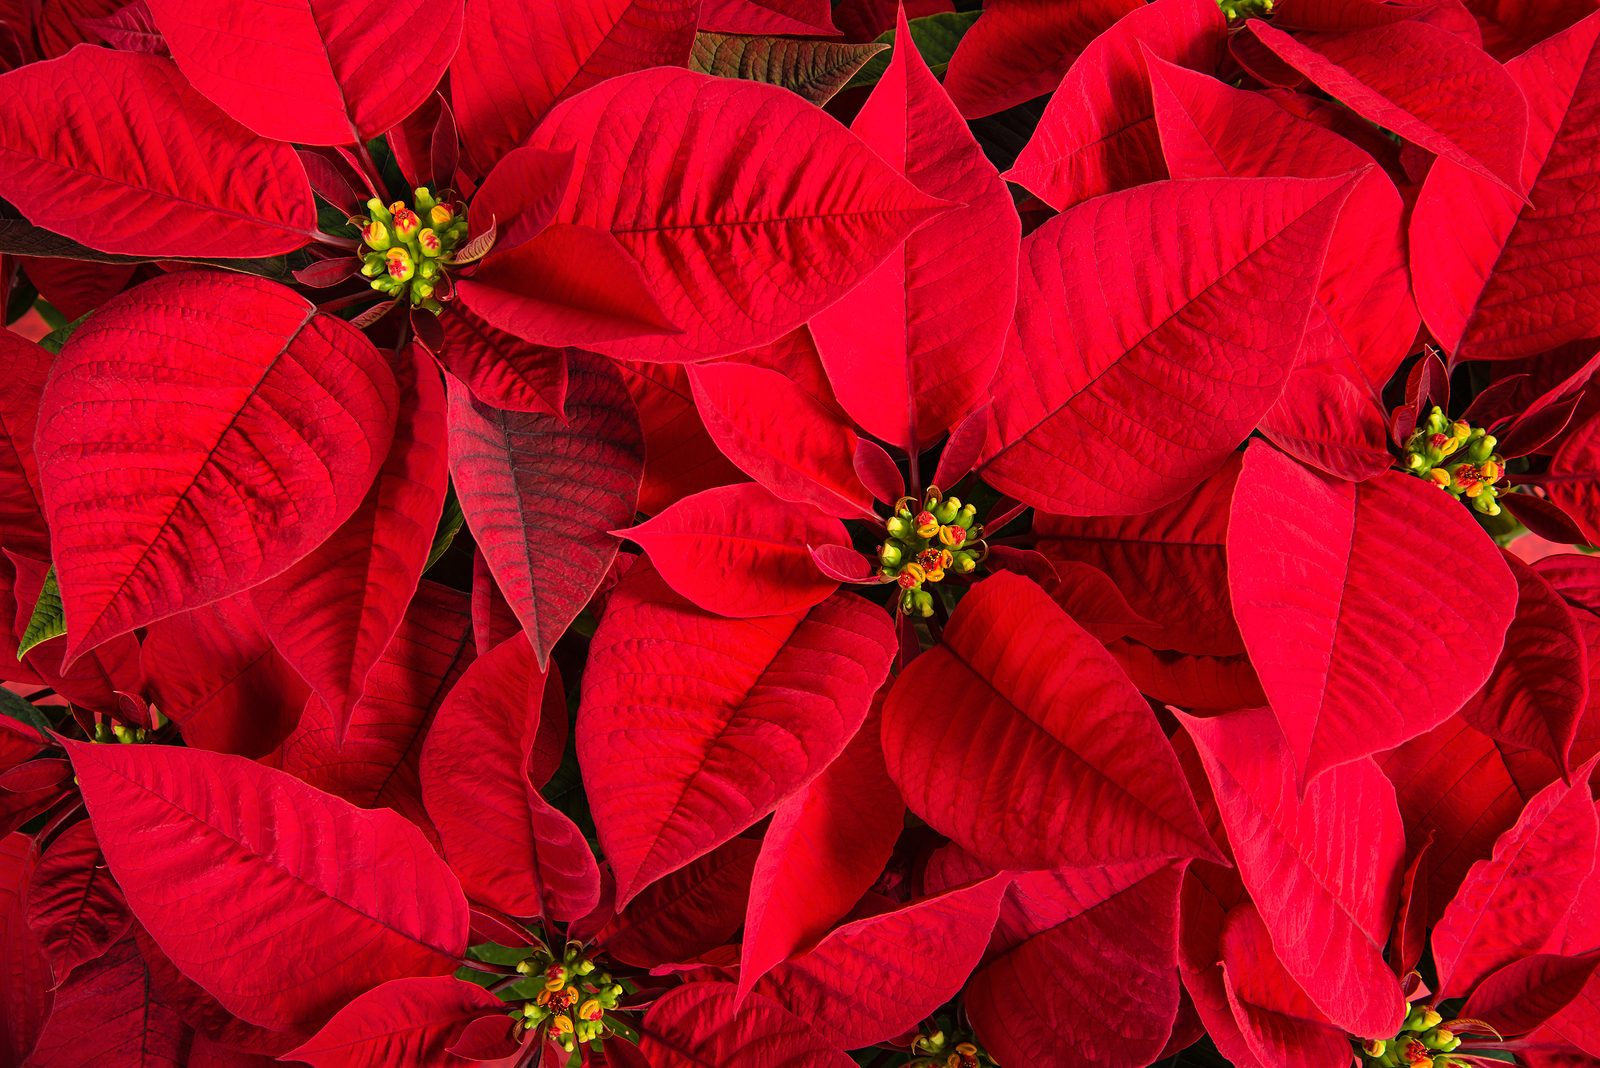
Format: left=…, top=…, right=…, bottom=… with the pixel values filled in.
left=91, top=722, right=148, bottom=744
left=880, top=489, right=986, bottom=617
left=1217, top=0, right=1273, bottom=17
left=354, top=187, right=468, bottom=313
left=906, top=1027, right=993, bottom=1068
left=513, top=944, right=625, bottom=1054
left=1357, top=1003, right=1468, bottom=1067
left=1402, top=407, right=1506, bottom=516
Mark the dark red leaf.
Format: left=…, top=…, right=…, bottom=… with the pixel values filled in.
left=447, top=354, right=643, bottom=667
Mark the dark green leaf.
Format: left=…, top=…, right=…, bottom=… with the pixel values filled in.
left=846, top=10, right=981, bottom=90
left=17, top=564, right=64, bottom=659
left=0, top=688, right=54, bottom=744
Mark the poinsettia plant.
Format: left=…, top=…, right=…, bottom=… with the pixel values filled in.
left=4, top=0, right=1600, bottom=1065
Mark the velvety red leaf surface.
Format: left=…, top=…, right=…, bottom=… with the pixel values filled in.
left=452, top=0, right=697, bottom=174
left=1433, top=763, right=1600, bottom=998
left=615, top=483, right=847, bottom=618
left=943, top=0, right=1144, bottom=118
left=739, top=703, right=903, bottom=993
left=521, top=67, right=947, bottom=361
left=756, top=875, right=1010, bottom=1048
left=1229, top=442, right=1519, bottom=781
left=1005, top=0, right=1225, bottom=209
left=597, top=837, right=761, bottom=968
left=965, top=861, right=1186, bottom=1068
left=1243, top=17, right=1528, bottom=192
left=1181, top=707, right=1406, bottom=1038
left=25, top=820, right=130, bottom=984
left=448, top=355, right=642, bottom=666
left=1463, top=552, right=1588, bottom=771
left=979, top=174, right=1352, bottom=515
left=251, top=345, right=448, bottom=735
left=688, top=361, right=877, bottom=520
left=65, top=740, right=468, bottom=1032
left=1412, top=12, right=1600, bottom=359
left=0, top=330, right=51, bottom=560
left=1033, top=454, right=1242, bottom=657
left=37, top=272, right=398, bottom=660
left=882, top=572, right=1218, bottom=870
left=0, top=833, right=51, bottom=1066
left=642, top=983, right=856, bottom=1068
left=578, top=563, right=894, bottom=908
left=0, top=49, right=315, bottom=257
left=808, top=7, right=1020, bottom=453
left=422, top=634, right=600, bottom=923
left=286, top=976, right=506, bottom=1068
left=23, top=938, right=189, bottom=1068
left=146, top=0, right=463, bottom=145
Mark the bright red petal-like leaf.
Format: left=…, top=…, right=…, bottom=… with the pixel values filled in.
left=447, top=354, right=643, bottom=667
left=740, top=705, right=903, bottom=993
left=434, top=304, right=568, bottom=417
left=65, top=740, right=468, bottom=1032
left=1433, top=763, right=1600, bottom=998
left=596, top=837, right=761, bottom=968
left=146, top=0, right=464, bottom=145
left=1469, top=0, right=1597, bottom=60
left=422, top=634, right=600, bottom=922
left=23, top=938, right=189, bottom=1068
left=1147, top=55, right=1415, bottom=438
left=689, top=361, right=876, bottom=520
left=700, top=0, right=835, bottom=35
left=978, top=174, right=1352, bottom=515
left=1242, top=17, right=1527, bottom=193
left=1379, top=715, right=1535, bottom=924
left=618, top=361, right=745, bottom=516
left=1413, top=13, right=1600, bottom=360
left=454, top=222, right=682, bottom=349
left=252, top=346, right=447, bottom=736
left=616, top=483, right=847, bottom=618
left=882, top=571, right=1218, bottom=870
left=521, top=67, right=946, bottom=361
left=641, top=982, right=855, bottom=1068
left=756, top=875, right=1009, bottom=1048
left=0, top=833, right=51, bottom=1066
left=142, top=594, right=308, bottom=759
left=452, top=0, right=699, bottom=174
left=1180, top=707, right=1406, bottom=1038
left=37, top=271, right=397, bottom=660
left=942, top=0, right=1143, bottom=118
left=1004, top=0, right=1225, bottom=209
left=0, top=49, right=314, bottom=257
left=970, top=863, right=1186, bottom=1068
left=1229, top=443, right=1519, bottom=781
left=0, top=330, right=50, bottom=560
left=809, top=8, right=1019, bottom=453
left=286, top=975, right=505, bottom=1068
left=131, top=924, right=302, bottom=1059
left=1033, top=454, right=1242, bottom=657
left=1464, top=952, right=1600, bottom=1037
left=1462, top=553, right=1587, bottom=772
left=1218, top=902, right=1353, bottom=1068
left=25, top=821, right=131, bottom=984
left=578, top=563, right=895, bottom=908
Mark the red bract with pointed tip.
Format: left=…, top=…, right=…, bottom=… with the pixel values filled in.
left=1229, top=442, right=1519, bottom=782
